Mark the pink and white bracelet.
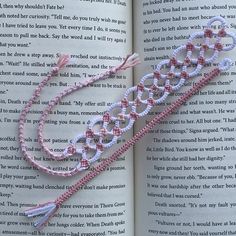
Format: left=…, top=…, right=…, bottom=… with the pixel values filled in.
left=19, top=16, right=236, bottom=176
left=19, top=16, right=236, bottom=229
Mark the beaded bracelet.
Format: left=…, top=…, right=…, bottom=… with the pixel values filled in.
left=19, top=16, right=236, bottom=229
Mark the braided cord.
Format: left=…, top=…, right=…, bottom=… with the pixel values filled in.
left=19, top=54, right=140, bottom=177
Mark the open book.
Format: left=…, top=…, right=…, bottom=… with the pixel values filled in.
left=1, top=0, right=236, bottom=235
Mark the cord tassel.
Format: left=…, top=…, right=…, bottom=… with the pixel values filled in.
left=56, top=54, right=70, bottom=69
left=118, top=53, right=141, bottom=71
left=109, top=53, right=140, bottom=74
left=24, top=202, right=58, bottom=230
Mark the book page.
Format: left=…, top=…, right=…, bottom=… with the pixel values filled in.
left=134, top=1, right=236, bottom=235
left=0, top=0, right=134, bottom=235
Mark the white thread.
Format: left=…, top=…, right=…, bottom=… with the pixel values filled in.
left=58, top=16, right=236, bottom=172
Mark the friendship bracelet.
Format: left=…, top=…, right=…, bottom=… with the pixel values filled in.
left=19, top=16, right=236, bottom=229
left=19, top=53, right=140, bottom=176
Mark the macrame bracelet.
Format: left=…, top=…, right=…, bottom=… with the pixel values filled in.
left=19, top=16, right=236, bottom=177
left=24, top=59, right=232, bottom=230
left=19, top=16, right=236, bottom=229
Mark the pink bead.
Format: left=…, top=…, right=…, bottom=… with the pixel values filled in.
left=102, top=113, right=111, bottom=122
left=130, top=112, right=139, bottom=120
left=134, top=98, right=141, bottom=106
left=121, top=98, right=129, bottom=108
left=150, top=84, right=159, bottom=92
left=164, top=85, right=172, bottom=93
left=201, top=44, right=209, bottom=51
left=80, top=159, right=89, bottom=169
left=85, top=129, right=94, bottom=138
left=214, top=43, right=223, bottom=51
left=204, top=29, right=213, bottom=38
left=113, top=127, right=122, bottom=136
left=184, top=57, right=191, bottom=66
left=147, top=98, right=155, bottom=106
left=167, top=71, right=175, bottom=79
left=218, top=29, right=226, bottom=37
left=186, top=43, right=194, bottom=51
left=67, top=145, right=76, bottom=155
left=181, top=71, right=189, bottom=79
left=198, top=56, right=205, bottom=65
left=137, top=83, right=144, bottom=92
left=169, top=57, right=177, bottom=66
left=96, top=143, right=104, bottom=151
